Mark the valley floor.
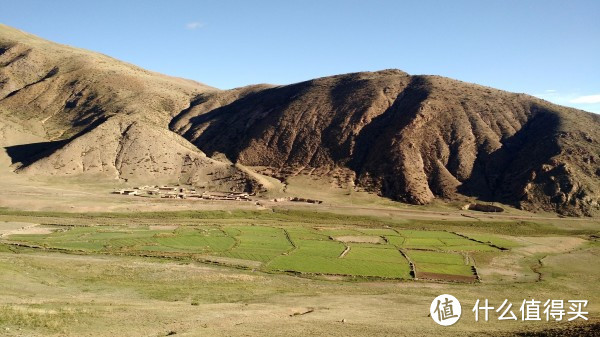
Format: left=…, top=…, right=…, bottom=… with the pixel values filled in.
left=0, top=159, right=598, bottom=336
left=0, top=208, right=598, bottom=336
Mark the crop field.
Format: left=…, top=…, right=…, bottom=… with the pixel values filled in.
left=221, top=226, right=293, bottom=262
left=0, top=209, right=598, bottom=337
left=2, top=223, right=508, bottom=281
left=458, top=233, right=523, bottom=248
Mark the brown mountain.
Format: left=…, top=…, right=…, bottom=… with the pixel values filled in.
left=170, top=71, right=600, bottom=216
left=0, top=24, right=259, bottom=191
left=1, top=24, right=599, bottom=216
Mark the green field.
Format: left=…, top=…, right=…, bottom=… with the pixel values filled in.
left=0, top=208, right=597, bottom=337
left=458, top=233, right=523, bottom=249
left=2, top=223, right=506, bottom=280
left=404, top=250, right=474, bottom=277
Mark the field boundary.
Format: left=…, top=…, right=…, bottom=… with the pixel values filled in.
left=398, top=249, right=416, bottom=279
left=450, top=231, right=508, bottom=250
left=282, top=228, right=297, bottom=249
left=339, top=245, right=350, bottom=258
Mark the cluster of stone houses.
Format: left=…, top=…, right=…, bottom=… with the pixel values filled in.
left=113, top=185, right=323, bottom=204
left=113, top=185, right=252, bottom=201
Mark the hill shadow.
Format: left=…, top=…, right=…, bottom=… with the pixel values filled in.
left=457, top=106, right=562, bottom=204
left=4, top=116, right=108, bottom=167
left=4, top=140, right=69, bottom=166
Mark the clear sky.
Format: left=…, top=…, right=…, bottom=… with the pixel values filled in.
left=1, top=0, right=599, bottom=112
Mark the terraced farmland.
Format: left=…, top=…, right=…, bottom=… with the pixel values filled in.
left=2, top=224, right=509, bottom=281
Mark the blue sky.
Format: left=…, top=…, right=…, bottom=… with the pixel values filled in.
left=1, top=0, right=599, bottom=112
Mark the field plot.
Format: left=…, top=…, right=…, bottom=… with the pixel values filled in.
left=459, top=233, right=521, bottom=249
left=267, top=239, right=411, bottom=278
left=283, top=227, right=329, bottom=241
left=8, top=226, right=162, bottom=251
left=384, top=230, right=499, bottom=252
left=405, top=250, right=476, bottom=281
left=2, top=224, right=500, bottom=281
left=146, top=227, right=235, bottom=253
left=219, top=226, right=293, bottom=262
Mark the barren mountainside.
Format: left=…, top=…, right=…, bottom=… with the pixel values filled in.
left=1, top=24, right=599, bottom=216
left=17, top=117, right=256, bottom=191
left=171, top=71, right=600, bottom=216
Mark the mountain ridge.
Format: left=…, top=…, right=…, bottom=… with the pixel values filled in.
left=1, top=24, right=599, bottom=216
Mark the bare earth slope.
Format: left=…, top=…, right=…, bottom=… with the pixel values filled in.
left=173, top=72, right=600, bottom=216
left=1, top=24, right=599, bottom=215
left=18, top=116, right=255, bottom=191
left=0, top=24, right=215, bottom=137
left=0, top=24, right=260, bottom=192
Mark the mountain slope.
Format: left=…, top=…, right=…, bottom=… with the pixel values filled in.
left=17, top=117, right=257, bottom=191
left=0, top=24, right=260, bottom=192
left=1, top=24, right=599, bottom=216
left=0, top=23, right=213, bottom=139
left=172, top=71, right=600, bottom=216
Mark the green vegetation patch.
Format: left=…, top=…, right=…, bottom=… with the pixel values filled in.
left=416, top=263, right=474, bottom=276
left=384, top=236, right=405, bottom=246
left=385, top=230, right=499, bottom=252
left=460, top=233, right=522, bottom=249
left=268, top=252, right=410, bottom=279
left=405, top=250, right=476, bottom=277
left=267, top=239, right=411, bottom=278
left=288, top=239, right=346, bottom=258
left=153, top=227, right=235, bottom=253
left=219, top=226, right=293, bottom=262
left=405, top=250, right=465, bottom=265
left=3, top=224, right=502, bottom=280
left=284, top=227, right=329, bottom=241
left=344, top=245, right=405, bottom=264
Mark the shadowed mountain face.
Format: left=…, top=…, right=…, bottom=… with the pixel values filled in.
left=1, top=24, right=599, bottom=216
left=171, top=71, right=600, bottom=216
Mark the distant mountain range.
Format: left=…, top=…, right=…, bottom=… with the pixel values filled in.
left=1, top=24, right=599, bottom=216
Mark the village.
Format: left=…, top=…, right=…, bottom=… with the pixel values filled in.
left=113, top=185, right=253, bottom=201
left=112, top=185, right=324, bottom=204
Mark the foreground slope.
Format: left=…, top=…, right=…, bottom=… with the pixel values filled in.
left=1, top=211, right=599, bottom=336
